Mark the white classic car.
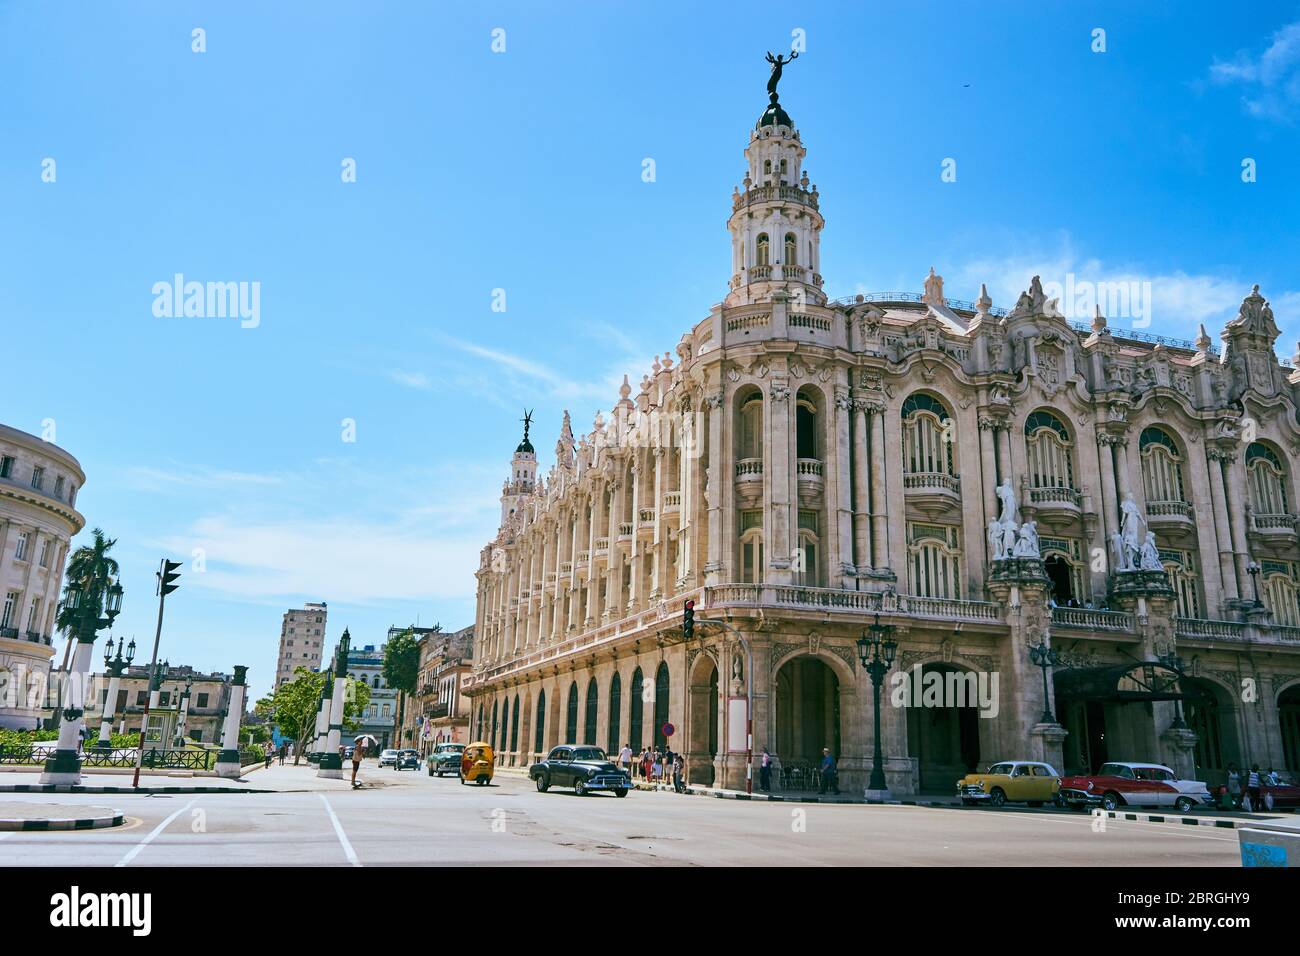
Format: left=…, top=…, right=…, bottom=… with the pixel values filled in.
left=1059, top=762, right=1215, bottom=812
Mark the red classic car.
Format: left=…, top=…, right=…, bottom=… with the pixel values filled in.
left=1239, top=773, right=1300, bottom=813
left=1059, top=762, right=1214, bottom=812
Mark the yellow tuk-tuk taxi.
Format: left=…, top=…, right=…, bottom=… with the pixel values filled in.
left=459, top=742, right=494, bottom=786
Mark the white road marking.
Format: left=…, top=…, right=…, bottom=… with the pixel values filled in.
left=319, top=794, right=361, bottom=867
left=116, top=797, right=200, bottom=867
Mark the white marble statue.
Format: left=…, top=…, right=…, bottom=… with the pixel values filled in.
left=988, top=520, right=1006, bottom=560
left=1120, top=492, right=1145, bottom=567
left=1014, top=520, right=1041, bottom=558
left=995, top=478, right=1018, bottom=527
left=1001, top=520, right=1019, bottom=559
left=1138, top=531, right=1163, bottom=572
left=1109, top=531, right=1132, bottom=573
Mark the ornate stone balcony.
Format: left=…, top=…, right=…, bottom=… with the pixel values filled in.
left=617, top=521, right=634, bottom=539
left=747, top=264, right=773, bottom=282
left=903, top=471, right=960, bottom=517
left=796, top=458, right=823, bottom=481
left=1250, top=511, right=1298, bottom=540
left=735, top=458, right=764, bottom=480
left=662, top=491, right=682, bottom=514
left=1050, top=606, right=1136, bottom=632
left=1147, top=499, right=1194, bottom=529
left=1025, top=484, right=1082, bottom=526
left=732, top=182, right=820, bottom=212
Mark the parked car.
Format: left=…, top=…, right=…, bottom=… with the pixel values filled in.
left=1059, top=762, right=1213, bottom=812
left=343, top=745, right=355, bottom=760
left=1222, top=772, right=1300, bottom=812
left=395, top=748, right=419, bottom=770
left=957, top=761, right=1061, bottom=807
left=377, top=748, right=400, bottom=769
left=530, top=745, right=631, bottom=797
left=429, top=742, right=466, bottom=777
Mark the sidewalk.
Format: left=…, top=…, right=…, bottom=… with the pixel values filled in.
left=0, top=802, right=124, bottom=831
left=0, top=761, right=364, bottom=795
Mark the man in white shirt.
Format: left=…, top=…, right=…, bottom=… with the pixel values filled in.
left=617, top=743, right=633, bottom=770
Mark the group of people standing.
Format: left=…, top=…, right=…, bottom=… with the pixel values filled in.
left=616, top=743, right=686, bottom=793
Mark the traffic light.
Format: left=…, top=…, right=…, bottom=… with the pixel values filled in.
left=683, top=599, right=695, bottom=639
left=158, top=559, right=182, bottom=596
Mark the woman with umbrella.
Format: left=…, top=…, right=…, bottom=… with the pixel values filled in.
left=352, top=734, right=378, bottom=788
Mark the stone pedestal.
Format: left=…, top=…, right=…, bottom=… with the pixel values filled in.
left=1160, top=726, right=1199, bottom=780
left=214, top=665, right=248, bottom=779
left=1030, top=722, right=1069, bottom=771
left=986, top=557, right=1059, bottom=762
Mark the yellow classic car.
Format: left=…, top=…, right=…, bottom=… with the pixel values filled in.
left=957, top=761, right=1061, bottom=808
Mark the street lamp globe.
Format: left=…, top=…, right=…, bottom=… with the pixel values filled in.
left=104, top=637, right=115, bottom=665
left=125, top=638, right=137, bottom=664
left=105, top=581, right=124, bottom=618
left=64, top=582, right=84, bottom=611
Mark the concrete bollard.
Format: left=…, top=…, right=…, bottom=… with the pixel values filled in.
left=1237, top=826, right=1300, bottom=867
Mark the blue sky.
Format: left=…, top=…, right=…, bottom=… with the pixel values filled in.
left=5, top=2, right=1300, bottom=701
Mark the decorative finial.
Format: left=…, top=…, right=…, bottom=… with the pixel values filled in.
left=662, top=351, right=674, bottom=371
left=976, top=282, right=992, bottom=314
left=619, top=374, right=632, bottom=401
left=1196, top=324, right=1211, bottom=353
left=1092, top=303, right=1106, bottom=334
left=520, top=408, right=533, bottom=441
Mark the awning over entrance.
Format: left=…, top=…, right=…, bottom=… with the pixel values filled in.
left=1054, top=661, right=1185, bottom=702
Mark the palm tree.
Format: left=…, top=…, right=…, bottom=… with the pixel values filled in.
left=55, top=528, right=120, bottom=635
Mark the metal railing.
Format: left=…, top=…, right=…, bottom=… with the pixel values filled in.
left=0, top=746, right=218, bottom=770
left=1051, top=607, right=1136, bottom=631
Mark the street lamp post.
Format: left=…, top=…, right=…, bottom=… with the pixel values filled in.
left=1246, top=561, right=1263, bottom=607
left=41, top=579, right=123, bottom=785
left=173, top=675, right=194, bottom=747
left=1160, top=651, right=1188, bottom=730
left=318, top=630, right=352, bottom=779
left=1028, top=640, right=1059, bottom=724
left=856, top=613, right=897, bottom=800
left=95, top=635, right=136, bottom=750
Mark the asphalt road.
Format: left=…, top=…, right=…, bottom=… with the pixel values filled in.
left=0, top=763, right=1244, bottom=866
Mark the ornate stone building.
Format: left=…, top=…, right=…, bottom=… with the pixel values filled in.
left=465, top=78, right=1300, bottom=796
left=0, top=423, right=85, bottom=730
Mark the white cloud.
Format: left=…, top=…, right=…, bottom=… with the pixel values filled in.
left=1209, top=20, right=1300, bottom=121
left=385, top=369, right=432, bottom=390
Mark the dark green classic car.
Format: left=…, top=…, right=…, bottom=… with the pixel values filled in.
left=530, top=745, right=631, bottom=797
left=428, top=742, right=466, bottom=777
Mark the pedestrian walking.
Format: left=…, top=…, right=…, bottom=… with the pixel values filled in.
left=278, top=743, right=286, bottom=766
left=264, top=747, right=273, bottom=769
left=641, top=748, right=652, bottom=781
left=351, top=741, right=366, bottom=788
left=1246, top=764, right=1262, bottom=811
left=672, top=752, right=685, bottom=793
left=652, top=749, right=663, bottom=783
left=618, top=742, right=632, bottom=770
left=819, top=747, right=840, bottom=795
left=759, top=748, right=773, bottom=792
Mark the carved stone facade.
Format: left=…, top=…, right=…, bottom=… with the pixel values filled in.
left=464, top=89, right=1300, bottom=795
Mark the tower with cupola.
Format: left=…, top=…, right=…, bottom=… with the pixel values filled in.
left=726, top=52, right=826, bottom=308
left=500, top=410, right=538, bottom=525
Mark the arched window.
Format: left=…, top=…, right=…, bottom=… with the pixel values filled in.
left=565, top=682, right=579, bottom=743
left=1264, top=563, right=1300, bottom=627
left=1247, top=443, right=1289, bottom=517
left=1140, top=427, right=1187, bottom=504
left=491, top=700, right=499, bottom=750
left=653, top=662, right=670, bottom=749
left=629, top=668, right=644, bottom=748
left=796, top=393, right=819, bottom=460
left=1163, top=551, right=1201, bottom=619
left=584, top=680, right=598, bottom=745
left=500, top=697, right=510, bottom=751
left=1024, top=411, right=1076, bottom=490
left=533, top=691, right=546, bottom=753
left=738, top=394, right=763, bottom=461
left=510, top=694, right=520, bottom=751
left=908, top=524, right=962, bottom=599
left=901, top=394, right=955, bottom=476
left=607, top=673, right=622, bottom=754
left=756, top=234, right=770, bottom=267
left=740, top=510, right=764, bottom=584
left=784, top=233, right=797, bottom=266
left=796, top=510, right=819, bottom=587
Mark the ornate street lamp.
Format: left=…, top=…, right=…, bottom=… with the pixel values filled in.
left=1246, top=561, right=1263, bottom=608
left=856, top=613, right=897, bottom=797
left=1028, top=640, right=1059, bottom=724
left=41, top=575, right=125, bottom=784
left=1160, top=651, right=1188, bottom=730
left=96, top=630, right=137, bottom=750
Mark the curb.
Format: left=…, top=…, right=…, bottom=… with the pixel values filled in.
left=628, top=781, right=1289, bottom=825
left=0, top=783, right=278, bottom=795
left=0, top=809, right=125, bottom=831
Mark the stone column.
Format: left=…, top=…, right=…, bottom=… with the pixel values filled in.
left=768, top=380, right=794, bottom=584
left=850, top=399, right=871, bottom=574
left=1096, top=435, right=1120, bottom=587
left=705, top=390, right=724, bottom=585
left=215, top=665, right=249, bottom=778
left=1221, top=451, right=1252, bottom=602
left=96, top=667, right=123, bottom=749
left=977, top=416, right=999, bottom=572
left=868, top=404, right=890, bottom=573
left=827, top=385, right=854, bottom=588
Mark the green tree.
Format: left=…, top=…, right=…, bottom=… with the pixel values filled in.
left=254, top=667, right=370, bottom=764
left=56, top=528, right=120, bottom=634
left=383, top=626, right=430, bottom=742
